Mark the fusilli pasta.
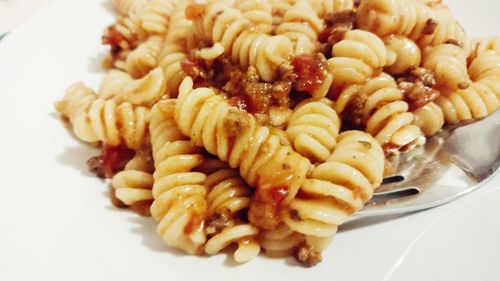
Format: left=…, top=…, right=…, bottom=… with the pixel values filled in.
left=125, top=35, right=163, bottom=78
left=260, top=223, right=304, bottom=257
left=111, top=0, right=148, bottom=15
left=412, top=102, right=444, bottom=136
left=138, top=0, right=176, bottom=35
left=204, top=168, right=260, bottom=263
left=307, top=0, right=354, bottom=18
left=149, top=100, right=208, bottom=254
left=286, top=98, right=341, bottom=163
left=467, top=51, right=500, bottom=82
left=234, top=0, right=274, bottom=34
left=435, top=79, right=500, bottom=124
left=422, top=43, right=470, bottom=90
left=282, top=131, right=384, bottom=264
left=470, top=36, right=500, bottom=60
left=384, top=35, right=421, bottom=75
left=327, top=30, right=387, bottom=87
left=98, top=67, right=167, bottom=107
left=275, top=0, right=323, bottom=55
left=357, top=0, right=469, bottom=52
left=175, top=77, right=311, bottom=229
left=57, top=0, right=500, bottom=267
left=56, top=83, right=150, bottom=150
left=112, top=152, right=155, bottom=216
left=103, top=13, right=147, bottom=54
left=335, top=73, right=423, bottom=151
left=189, top=2, right=293, bottom=82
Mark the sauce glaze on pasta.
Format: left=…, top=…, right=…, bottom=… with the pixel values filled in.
left=56, top=0, right=500, bottom=267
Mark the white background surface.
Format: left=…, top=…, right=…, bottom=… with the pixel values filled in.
left=0, top=0, right=52, bottom=34
left=0, top=0, right=499, bottom=280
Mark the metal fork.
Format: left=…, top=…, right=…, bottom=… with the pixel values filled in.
left=355, top=109, right=500, bottom=218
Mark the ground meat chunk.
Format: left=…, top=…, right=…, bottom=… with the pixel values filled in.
left=319, top=10, right=356, bottom=53
left=248, top=185, right=289, bottom=230
left=291, top=54, right=328, bottom=95
left=131, top=200, right=153, bottom=217
left=294, top=243, right=323, bottom=267
left=87, top=144, right=135, bottom=178
left=102, top=26, right=123, bottom=57
left=87, top=155, right=106, bottom=178
left=398, top=67, right=440, bottom=111
left=206, top=210, right=232, bottom=234
left=342, top=91, right=367, bottom=129
left=422, top=19, right=438, bottom=35
left=185, top=3, right=207, bottom=21
left=110, top=187, right=127, bottom=208
left=221, top=64, right=294, bottom=113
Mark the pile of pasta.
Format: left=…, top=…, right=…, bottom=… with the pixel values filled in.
left=56, top=0, right=500, bottom=266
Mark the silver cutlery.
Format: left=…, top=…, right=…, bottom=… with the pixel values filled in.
left=355, top=109, right=500, bottom=218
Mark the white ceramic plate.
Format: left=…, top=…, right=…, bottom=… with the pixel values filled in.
left=0, top=1, right=499, bottom=280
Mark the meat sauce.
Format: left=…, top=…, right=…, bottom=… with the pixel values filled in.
left=291, top=55, right=328, bottom=94
left=102, top=26, right=124, bottom=56
left=87, top=144, right=134, bottom=178
left=248, top=185, right=289, bottom=230
left=398, top=67, right=441, bottom=111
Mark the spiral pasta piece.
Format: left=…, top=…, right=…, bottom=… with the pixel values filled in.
left=234, top=0, right=273, bottom=34
left=328, top=30, right=388, bottom=88
left=283, top=130, right=384, bottom=240
left=306, top=0, right=354, bottom=18
left=112, top=153, right=155, bottom=216
left=286, top=98, right=341, bottom=163
left=412, top=102, right=444, bottom=136
left=435, top=79, right=500, bottom=124
left=164, top=3, right=198, bottom=50
left=75, top=101, right=149, bottom=150
left=111, top=0, right=148, bottom=15
left=149, top=100, right=208, bottom=255
left=56, top=83, right=150, bottom=150
left=467, top=51, right=500, bottom=82
left=56, top=83, right=97, bottom=126
left=417, top=9, right=470, bottom=53
left=138, top=0, right=176, bottom=35
left=260, top=223, right=304, bottom=257
left=190, top=2, right=293, bottom=82
left=418, top=0, right=447, bottom=9
left=104, top=14, right=147, bottom=52
left=158, top=44, right=188, bottom=97
left=335, top=73, right=423, bottom=149
left=275, top=0, right=323, bottom=55
left=384, top=35, right=421, bottom=75
left=98, top=70, right=131, bottom=100
left=125, top=35, right=163, bottom=78
left=176, top=77, right=311, bottom=229
left=435, top=51, right=500, bottom=124
left=470, top=36, right=500, bottom=60
left=98, top=67, right=166, bottom=107
left=267, top=0, right=295, bottom=26
left=356, top=0, right=434, bottom=40
left=357, top=0, right=469, bottom=52
left=422, top=43, right=470, bottom=90
left=204, top=168, right=260, bottom=263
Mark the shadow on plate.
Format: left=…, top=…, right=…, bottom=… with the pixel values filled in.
left=340, top=212, right=417, bottom=233
left=87, top=52, right=108, bottom=74
left=101, top=0, right=117, bottom=14
left=56, top=145, right=100, bottom=178
left=126, top=215, right=188, bottom=257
